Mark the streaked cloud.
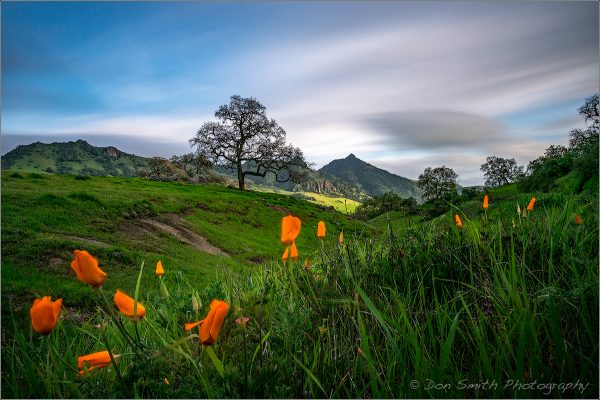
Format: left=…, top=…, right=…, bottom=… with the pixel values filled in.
left=1, top=1, right=597, bottom=186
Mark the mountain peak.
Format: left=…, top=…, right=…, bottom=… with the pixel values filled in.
left=319, top=155, right=421, bottom=198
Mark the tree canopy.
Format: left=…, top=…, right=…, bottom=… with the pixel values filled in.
left=480, top=156, right=524, bottom=188
left=190, top=95, right=309, bottom=190
left=417, top=166, right=458, bottom=201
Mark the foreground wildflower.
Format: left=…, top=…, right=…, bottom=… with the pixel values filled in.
left=483, top=195, right=489, bottom=209
left=78, top=351, right=116, bottom=375
left=113, top=289, right=146, bottom=321
left=235, top=316, right=250, bottom=326
left=290, top=242, right=299, bottom=261
left=185, top=299, right=229, bottom=345
left=575, top=214, right=583, bottom=225
left=455, top=214, right=463, bottom=228
left=527, top=197, right=536, bottom=212
left=317, top=221, right=326, bottom=239
left=70, top=250, right=107, bottom=288
left=281, top=215, right=301, bottom=246
left=155, top=260, right=164, bottom=276
left=30, top=296, right=62, bottom=335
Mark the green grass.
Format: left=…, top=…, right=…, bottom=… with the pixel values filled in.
left=1, top=171, right=598, bottom=398
left=1, top=172, right=367, bottom=321
left=254, top=186, right=361, bottom=213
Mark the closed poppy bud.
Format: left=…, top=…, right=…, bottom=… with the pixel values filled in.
left=159, top=280, right=170, bottom=300
left=113, top=289, right=146, bottom=321
left=455, top=214, right=463, bottom=228
left=304, top=257, right=310, bottom=272
left=191, top=293, right=200, bottom=311
left=281, top=248, right=289, bottom=261
left=281, top=215, right=301, bottom=246
left=290, top=242, right=299, bottom=261
left=71, top=250, right=107, bottom=288
left=339, top=230, right=344, bottom=244
left=517, top=204, right=521, bottom=215
left=526, top=197, right=536, bottom=212
left=575, top=214, right=583, bottom=225
left=317, top=221, right=326, bottom=239
left=78, top=351, right=116, bottom=375
left=185, top=300, right=229, bottom=345
left=30, top=296, right=62, bottom=335
left=155, top=260, right=164, bottom=277
left=483, top=195, right=489, bottom=209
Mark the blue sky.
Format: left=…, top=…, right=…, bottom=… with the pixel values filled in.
left=2, top=1, right=598, bottom=185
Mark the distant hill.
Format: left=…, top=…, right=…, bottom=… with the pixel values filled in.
left=1, top=140, right=149, bottom=177
left=319, top=154, right=421, bottom=199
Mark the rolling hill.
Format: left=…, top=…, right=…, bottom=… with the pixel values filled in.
left=319, top=153, right=421, bottom=198
left=1, top=140, right=149, bottom=177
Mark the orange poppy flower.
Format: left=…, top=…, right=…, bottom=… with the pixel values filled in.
left=317, top=221, right=326, bottom=239
left=575, top=214, right=583, bottom=225
left=113, top=289, right=146, bottom=321
left=526, top=197, right=536, bottom=212
left=290, top=242, right=299, bottom=260
left=30, top=296, right=62, bottom=335
left=155, top=260, right=164, bottom=276
left=281, top=247, right=289, bottom=261
left=339, top=230, right=344, bottom=244
left=455, top=214, right=463, bottom=228
left=78, top=351, right=115, bottom=375
left=70, top=250, right=107, bottom=288
left=281, top=215, right=301, bottom=246
left=184, top=299, right=229, bottom=345
left=483, top=195, right=489, bottom=209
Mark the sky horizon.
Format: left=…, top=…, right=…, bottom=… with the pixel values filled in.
left=2, top=1, right=598, bottom=185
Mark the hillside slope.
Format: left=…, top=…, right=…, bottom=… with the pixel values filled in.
left=1, top=171, right=368, bottom=316
left=1, top=140, right=149, bottom=176
left=319, top=154, right=421, bottom=198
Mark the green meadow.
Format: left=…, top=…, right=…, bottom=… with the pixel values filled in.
left=1, top=170, right=598, bottom=398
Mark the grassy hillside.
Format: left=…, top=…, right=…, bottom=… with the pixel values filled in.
left=1, top=171, right=368, bottom=321
left=1, top=171, right=597, bottom=398
left=254, top=186, right=361, bottom=213
left=2, top=140, right=149, bottom=176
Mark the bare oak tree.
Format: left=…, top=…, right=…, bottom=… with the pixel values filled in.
left=190, top=95, right=309, bottom=190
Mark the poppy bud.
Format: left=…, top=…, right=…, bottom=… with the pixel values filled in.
left=281, top=215, right=301, bottom=246
left=113, top=289, right=146, bottom=321
left=70, top=250, right=107, bottom=288
left=317, top=221, right=326, bottom=239
left=30, top=296, right=62, bottom=335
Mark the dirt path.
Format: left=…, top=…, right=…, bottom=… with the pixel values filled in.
left=138, top=214, right=228, bottom=256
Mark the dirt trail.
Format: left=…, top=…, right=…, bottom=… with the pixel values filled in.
left=138, top=213, right=228, bottom=256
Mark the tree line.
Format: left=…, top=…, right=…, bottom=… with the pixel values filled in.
left=140, top=93, right=598, bottom=215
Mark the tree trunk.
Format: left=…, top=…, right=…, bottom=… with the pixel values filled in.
left=237, top=162, right=245, bottom=190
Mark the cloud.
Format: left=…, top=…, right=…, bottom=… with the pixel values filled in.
left=2, top=1, right=597, bottom=186
left=363, top=110, right=507, bottom=150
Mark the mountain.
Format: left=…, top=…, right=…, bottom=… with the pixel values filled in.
left=319, top=154, right=421, bottom=199
left=1, top=140, right=149, bottom=177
